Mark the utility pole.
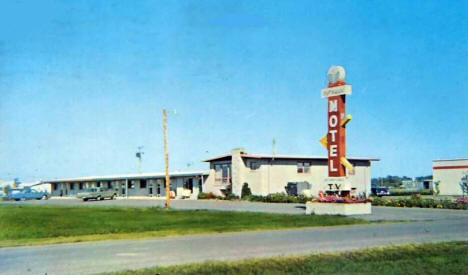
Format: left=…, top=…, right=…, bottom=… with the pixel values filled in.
left=163, top=109, right=171, bottom=209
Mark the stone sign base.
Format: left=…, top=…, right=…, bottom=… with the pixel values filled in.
left=306, top=202, right=371, bottom=216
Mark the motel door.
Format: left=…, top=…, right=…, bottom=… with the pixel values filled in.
left=185, top=178, right=193, bottom=192
left=149, top=186, right=153, bottom=195
left=156, top=180, right=162, bottom=196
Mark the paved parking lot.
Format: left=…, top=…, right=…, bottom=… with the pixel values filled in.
left=2, top=198, right=467, bottom=222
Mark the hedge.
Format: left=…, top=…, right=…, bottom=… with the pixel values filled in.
left=389, top=189, right=434, bottom=196
left=371, top=196, right=468, bottom=210
left=197, top=192, right=307, bottom=203
left=197, top=192, right=240, bottom=200
left=244, top=193, right=309, bottom=204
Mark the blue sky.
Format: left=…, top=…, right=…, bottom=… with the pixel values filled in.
left=1, top=0, right=467, bottom=182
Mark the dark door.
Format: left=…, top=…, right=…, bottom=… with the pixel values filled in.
left=186, top=178, right=193, bottom=192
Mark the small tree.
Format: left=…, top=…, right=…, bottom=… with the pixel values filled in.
left=460, top=176, right=468, bottom=198
left=3, top=185, right=11, bottom=196
left=225, top=183, right=232, bottom=195
left=434, top=181, right=440, bottom=196
left=241, top=182, right=251, bottom=198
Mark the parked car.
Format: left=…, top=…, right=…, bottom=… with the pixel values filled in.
left=6, top=188, right=49, bottom=201
left=76, top=187, right=116, bottom=201
left=371, top=183, right=390, bottom=196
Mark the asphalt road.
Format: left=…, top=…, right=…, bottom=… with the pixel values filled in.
left=1, top=205, right=467, bottom=275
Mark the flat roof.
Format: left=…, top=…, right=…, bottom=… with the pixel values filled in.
left=433, top=158, right=468, bottom=162
left=204, top=153, right=379, bottom=162
left=43, top=170, right=209, bottom=183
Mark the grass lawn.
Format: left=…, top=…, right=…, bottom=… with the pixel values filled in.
left=0, top=205, right=367, bottom=247
left=103, top=241, right=468, bottom=275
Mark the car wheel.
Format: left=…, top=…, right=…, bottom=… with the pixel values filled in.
left=15, top=199, right=20, bottom=201
left=83, top=198, right=88, bottom=202
left=110, top=195, right=115, bottom=200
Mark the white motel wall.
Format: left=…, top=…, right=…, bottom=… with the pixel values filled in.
left=433, top=159, right=468, bottom=196
left=202, top=148, right=378, bottom=198
left=44, top=148, right=378, bottom=199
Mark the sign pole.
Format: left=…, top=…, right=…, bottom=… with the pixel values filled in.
left=163, top=109, right=171, bottom=209
left=320, top=66, right=354, bottom=195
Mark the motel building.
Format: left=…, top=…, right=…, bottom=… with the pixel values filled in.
left=433, top=159, right=468, bottom=195
left=46, top=171, right=208, bottom=200
left=45, top=148, right=378, bottom=199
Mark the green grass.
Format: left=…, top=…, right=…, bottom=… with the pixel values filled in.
left=0, top=205, right=367, bottom=247
left=103, top=242, right=468, bottom=275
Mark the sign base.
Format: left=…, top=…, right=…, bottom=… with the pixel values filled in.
left=305, top=202, right=372, bottom=216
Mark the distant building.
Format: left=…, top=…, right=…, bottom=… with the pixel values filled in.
left=402, top=180, right=417, bottom=189
left=433, top=159, right=468, bottom=195
left=402, top=179, right=432, bottom=190
left=203, top=148, right=379, bottom=197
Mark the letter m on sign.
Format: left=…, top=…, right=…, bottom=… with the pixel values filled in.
left=329, top=100, right=338, bottom=112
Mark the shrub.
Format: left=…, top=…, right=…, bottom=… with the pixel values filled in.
left=456, top=197, right=468, bottom=204
left=420, top=189, right=434, bottom=196
left=243, top=193, right=308, bottom=204
left=223, top=194, right=240, bottom=200
left=241, top=183, right=252, bottom=198
left=225, top=184, right=233, bottom=195
left=197, top=192, right=217, bottom=200
left=390, top=189, right=434, bottom=196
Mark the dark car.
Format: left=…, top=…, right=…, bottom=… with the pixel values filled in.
left=371, top=183, right=390, bottom=196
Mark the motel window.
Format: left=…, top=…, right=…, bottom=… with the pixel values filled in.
left=215, top=164, right=231, bottom=184
left=70, top=183, right=74, bottom=190
left=97, top=182, right=101, bottom=188
left=297, top=162, right=311, bottom=173
left=214, top=164, right=222, bottom=183
left=128, top=181, right=135, bottom=189
left=79, top=183, right=83, bottom=190
left=52, top=183, right=57, bottom=191
left=140, top=180, right=147, bottom=189
left=250, top=162, right=261, bottom=170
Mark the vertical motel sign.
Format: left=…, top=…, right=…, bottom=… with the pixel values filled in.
left=320, top=66, right=354, bottom=179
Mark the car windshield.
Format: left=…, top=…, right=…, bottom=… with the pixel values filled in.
left=89, top=188, right=97, bottom=192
